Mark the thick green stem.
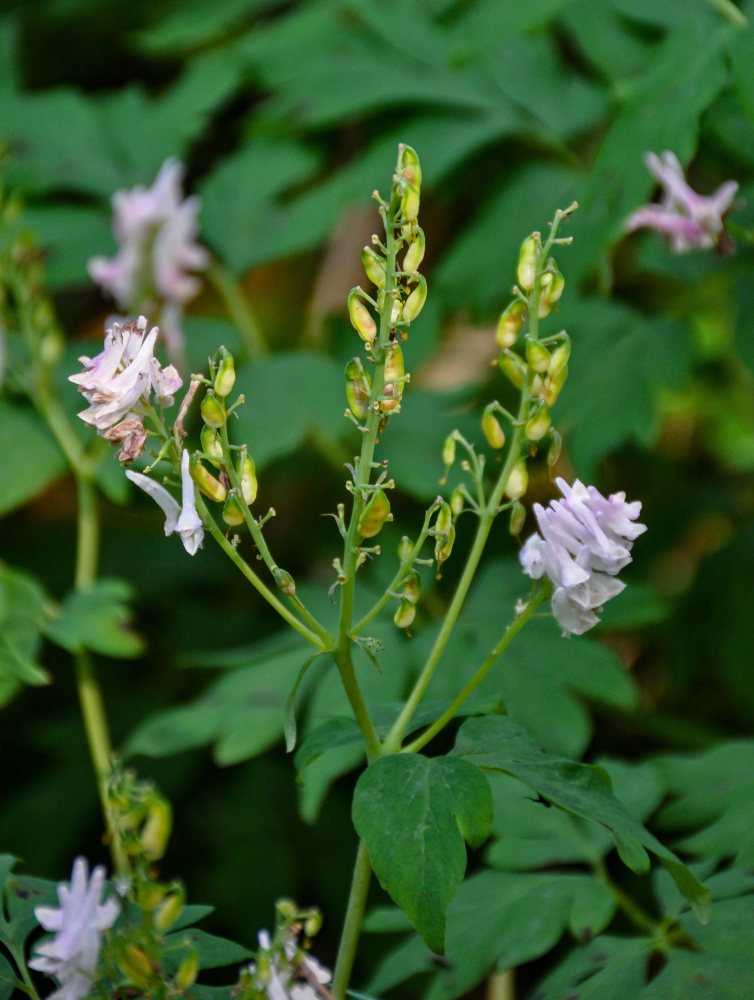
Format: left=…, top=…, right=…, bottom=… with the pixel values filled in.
left=331, top=840, right=372, bottom=1000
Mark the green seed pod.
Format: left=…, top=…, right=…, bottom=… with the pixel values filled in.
left=398, top=144, right=422, bottom=189
left=517, top=234, right=539, bottom=292
left=200, top=425, right=224, bottom=468
left=154, top=887, right=185, bottom=932
left=236, top=453, right=258, bottom=505
left=450, top=488, right=465, bottom=516
left=402, top=274, right=427, bottom=323
left=496, top=300, right=526, bottom=349
left=402, top=571, right=421, bottom=604
left=504, top=461, right=529, bottom=501
left=442, top=433, right=456, bottom=468
left=403, top=226, right=426, bottom=272
left=435, top=500, right=453, bottom=536
left=540, top=266, right=564, bottom=307
left=542, top=365, right=568, bottom=406
left=190, top=453, right=227, bottom=502
left=398, top=536, right=413, bottom=562
left=401, top=184, right=420, bottom=224
left=525, top=404, right=551, bottom=441
left=435, top=522, right=455, bottom=566
left=381, top=342, right=405, bottom=412
left=394, top=599, right=416, bottom=629
left=482, top=404, right=506, bottom=450
left=358, top=489, right=391, bottom=538
left=548, top=336, right=571, bottom=376
left=222, top=491, right=246, bottom=526
left=273, top=567, right=296, bottom=596
left=119, top=944, right=154, bottom=987
left=526, top=339, right=551, bottom=374
left=499, top=351, right=526, bottom=389
left=304, top=911, right=323, bottom=938
left=140, top=797, right=172, bottom=861
left=509, top=500, right=527, bottom=536
left=176, top=952, right=198, bottom=992
left=200, top=391, right=226, bottom=429
left=345, top=358, right=373, bottom=420
left=362, top=246, right=386, bottom=288
left=213, top=347, right=236, bottom=397
left=348, top=288, right=377, bottom=344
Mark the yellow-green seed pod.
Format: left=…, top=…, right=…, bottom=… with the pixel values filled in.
left=435, top=523, right=455, bottom=566
left=398, top=536, right=413, bottom=562
left=517, top=234, right=539, bottom=292
left=402, top=571, right=421, bottom=604
left=362, top=246, right=386, bottom=288
left=348, top=288, right=377, bottom=344
left=450, top=488, right=465, bottom=516
left=200, top=425, right=224, bottom=468
left=548, top=337, right=571, bottom=376
left=547, top=428, right=563, bottom=473
left=140, top=797, right=172, bottom=861
left=200, top=391, right=226, bottom=429
left=345, top=358, right=373, bottom=420
left=402, top=275, right=427, bottom=323
left=399, top=144, right=422, bottom=188
left=496, top=300, right=526, bottom=349
left=526, top=339, right=551, bottom=374
left=189, top=454, right=227, bottom=502
left=525, top=404, right=551, bottom=441
left=542, top=365, right=568, bottom=406
left=381, top=343, right=405, bottom=412
left=504, top=461, right=529, bottom=501
left=482, top=404, right=506, bottom=450
left=509, top=500, right=527, bottom=536
left=403, top=226, right=426, bottom=272
left=358, top=489, right=391, bottom=538
left=273, top=567, right=296, bottom=596
left=394, top=599, right=416, bottom=629
left=305, top=911, right=323, bottom=938
left=176, top=952, right=199, bottom=992
left=442, top=433, right=456, bottom=468
left=213, top=347, right=236, bottom=397
left=237, top=453, right=258, bottom=505
left=154, top=887, right=185, bottom=932
left=401, top=184, right=420, bottom=224
left=222, top=491, right=246, bottom=526
left=499, top=351, right=526, bottom=389
left=119, top=945, right=155, bottom=987
left=541, top=266, right=564, bottom=307
left=435, top=500, right=453, bottom=536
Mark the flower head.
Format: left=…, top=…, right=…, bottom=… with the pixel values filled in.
left=625, top=151, right=738, bottom=253
left=69, top=316, right=181, bottom=435
left=247, top=929, right=331, bottom=1000
left=28, top=857, right=120, bottom=1000
left=520, top=478, right=646, bottom=635
left=125, top=450, right=203, bottom=555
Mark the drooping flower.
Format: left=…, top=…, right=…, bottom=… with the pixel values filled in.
left=69, top=316, right=181, bottom=435
left=625, top=151, right=738, bottom=253
left=519, top=478, right=646, bottom=636
left=28, top=857, right=120, bottom=1000
left=125, top=449, right=203, bottom=555
left=247, top=929, right=331, bottom=1000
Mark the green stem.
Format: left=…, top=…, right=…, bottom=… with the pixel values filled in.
left=9, top=943, right=42, bottom=1000
left=404, top=586, right=548, bottom=754
left=331, top=840, right=372, bottom=1000
left=206, top=259, right=268, bottom=360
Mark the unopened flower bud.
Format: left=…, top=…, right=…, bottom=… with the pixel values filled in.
left=348, top=288, right=377, bottom=344
left=237, top=453, right=258, bottom=505
left=394, top=599, right=416, bottom=629
left=362, top=246, right=386, bottom=288
left=345, top=358, right=372, bottom=420
left=190, top=453, right=227, bottom=502
left=499, top=351, right=526, bottom=389
left=442, top=434, right=456, bottom=468
left=526, top=339, right=551, bottom=374
left=548, top=336, right=571, bottom=376
left=214, top=347, right=236, bottom=397
left=201, top=391, right=226, bottom=429
left=517, top=234, right=539, bottom=292
left=358, top=489, right=391, bottom=538
left=176, top=952, right=198, bottom=991
left=542, top=365, right=568, bottom=406
left=525, top=404, right=551, bottom=441
left=119, top=945, right=155, bottom=987
left=482, top=404, right=505, bottom=450
left=398, top=536, right=413, bottom=562
left=273, top=567, right=296, bottom=596
left=402, top=275, right=427, bottom=323
left=403, top=227, right=426, bottom=272
left=381, top=343, right=405, bottom=412
left=509, top=500, right=526, bottom=536
left=450, top=488, right=465, bottom=516
left=201, top=425, right=224, bottom=468
left=154, top=887, right=185, bottom=931
left=222, top=490, right=246, bottom=526
left=435, top=523, right=455, bottom=566
left=402, top=571, right=421, bottom=604
left=504, top=461, right=529, bottom=500
left=141, top=797, right=172, bottom=860
left=496, top=300, right=526, bottom=349
left=304, top=911, right=323, bottom=938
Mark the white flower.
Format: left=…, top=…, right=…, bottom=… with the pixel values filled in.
left=69, top=316, right=182, bottom=434
left=28, top=857, right=120, bottom=1000
left=125, top=449, right=203, bottom=555
left=520, top=478, right=646, bottom=636
left=248, top=929, right=331, bottom=1000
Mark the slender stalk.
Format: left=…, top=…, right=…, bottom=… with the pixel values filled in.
left=331, top=840, right=372, bottom=1000
left=206, top=258, right=268, bottom=359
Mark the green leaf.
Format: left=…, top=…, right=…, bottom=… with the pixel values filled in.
left=0, top=563, right=50, bottom=700
left=44, top=578, right=144, bottom=658
left=0, top=952, right=19, bottom=1000
left=352, top=755, right=492, bottom=953
left=0, top=857, right=57, bottom=956
left=163, top=928, right=252, bottom=970
left=452, top=716, right=711, bottom=922
left=0, top=402, right=66, bottom=516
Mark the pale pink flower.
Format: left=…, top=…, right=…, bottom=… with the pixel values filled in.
left=626, top=151, right=738, bottom=253
left=29, top=857, right=120, bottom=1000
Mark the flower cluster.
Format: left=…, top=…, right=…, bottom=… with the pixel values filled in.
left=519, top=478, right=646, bottom=636
left=625, top=150, right=738, bottom=253
left=245, top=929, right=332, bottom=1000
left=126, top=450, right=204, bottom=556
left=69, top=316, right=181, bottom=461
left=29, top=857, right=120, bottom=1000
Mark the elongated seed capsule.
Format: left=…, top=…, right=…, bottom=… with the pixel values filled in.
left=200, top=425, right=224, bottom=468
left=525, top=404, right=551, bottom=441
left=201, top=391, right=226, bottom=429
left=509, top=500, right=526, bottom=536
left=504, top=461, right=529, bottom=500
left=548, top=337, right=571, bottom=376
left=189, top=453, right=227, bottom=502
left=237, top=453, right=258, bottom=505
left=499, top=351, right=526, bottom=389
left=214, top=347, right=236, bottom=397
left=358, top=489, right=391, bottom=538
left=442, top=433, right=456, bottom=467
left=402, top=275, right=427, bottom=323
left=450, top=488, right=465, bottom=516
left=526, top=339, right=551, bottom=374
left=361, top=246, right=386, bottom=288
left=394, top=599, right=416, bottom=629
left=154, top=887, right=185, bottom=932
left=398, top=146, right=422, bottom=223
left=140, top=797, right=172, bottom=860
left=347, top=288, right=377, bottom=344
left=517, top=234, right=539, bottom=292
left=482, top=404, right=506, bottom=449
left=435, top=522, right=455, bottom=566
left=542, top=365, right=568, bottom=406
left=345, top=358, right=372, bottom=420
left=496, top=300, right=526, bottom=348
left=434, top=500, right=453, bottom=540
left=403, top=227, right=426, bottom=272
left=273, top=567, right=296, bottom=596
left=222, top=491, right=246, bottom=526
left=398, top=536, right=413, bottom=562
left=381, top=342, right=405, bottom=412
left=540, top=267, right=564, bottom=310
left=402, top=571, right=421, bottom=604
left=176, top=953, right=198, bottom=992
